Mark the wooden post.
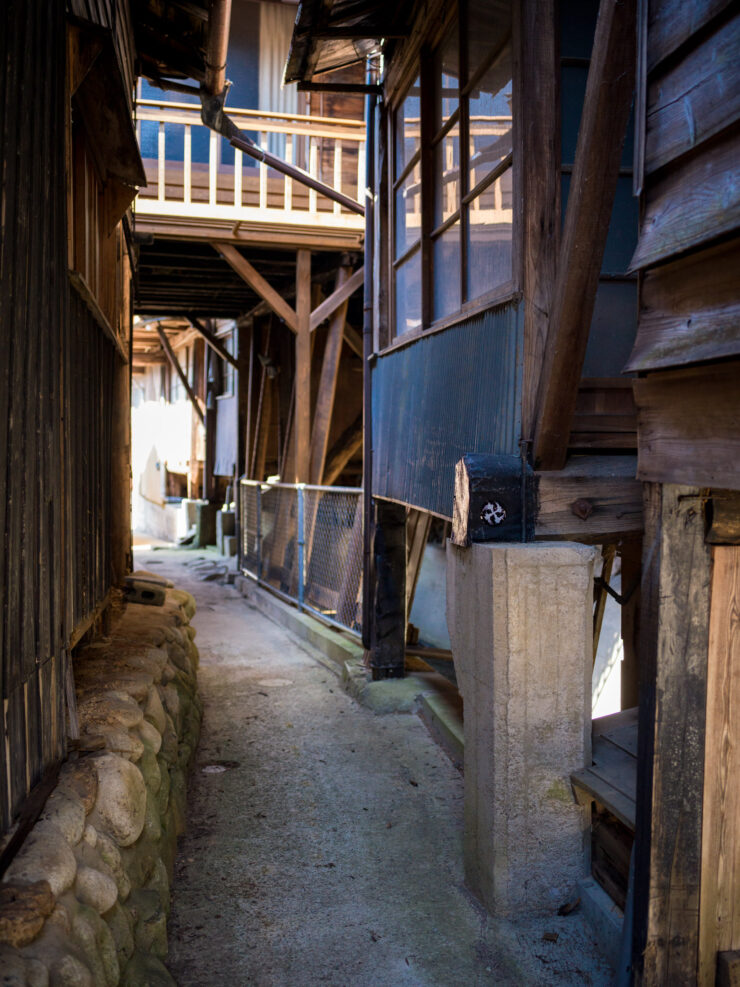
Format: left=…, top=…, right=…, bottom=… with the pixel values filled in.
left=309, top=263, right=352, bottom=484
left=533, top=0, right=636, bottom=469
left=295, top=249, right=311, bottom=483
left=620, top=537, right=642, bottom=709
left=406, top=509, right=432, bottom=616
left=698, top=544, right=740, bottom=984
left=632, top=483, right=712, bottom=984
left=371, top=500, right=407, bottom=679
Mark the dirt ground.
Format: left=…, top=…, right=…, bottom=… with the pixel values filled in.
left=136, top=547, right=613, bottom=987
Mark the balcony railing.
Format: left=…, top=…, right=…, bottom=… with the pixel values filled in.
left=134, top=99, right=366, bottom=235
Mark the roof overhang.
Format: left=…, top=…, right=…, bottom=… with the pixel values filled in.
left=284, top=0, right=409, bottom=87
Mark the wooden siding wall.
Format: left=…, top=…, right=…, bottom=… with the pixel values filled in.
left=0, top=0, right=121, bottom=832
left=628, top=0, right=740, bottom=489
left=628, top=1, right=740, bottom=982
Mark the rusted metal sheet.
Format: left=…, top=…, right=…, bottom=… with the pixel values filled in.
left=0, top=0, right=117, bottom=832
left=371, top=303, right=523, bottom=519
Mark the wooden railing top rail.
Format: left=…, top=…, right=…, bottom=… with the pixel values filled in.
left=136, top=99, right=366, bottom=141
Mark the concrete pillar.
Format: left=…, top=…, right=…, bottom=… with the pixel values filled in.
left=446, top=540, right=596, bottom=915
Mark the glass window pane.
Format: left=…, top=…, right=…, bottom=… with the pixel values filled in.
left=434, top=125, right=460, bottom=227
left=465, top=168, right=513, bottom=301
left=395, top=78, right=421, bottom=175
left=433, top=221, right=461, bottom=320
left=395, top=249, right=422, bottom=336
left=435, top=27, right=459, bottom=132
left=468, top=46, right=512, bottom=192
left=395, top=159, right=422, bottom=258
left=467, top=0, right=511, bottom=82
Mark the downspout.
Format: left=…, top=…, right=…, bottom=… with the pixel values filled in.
left=361, top=63, right=376, bottom=649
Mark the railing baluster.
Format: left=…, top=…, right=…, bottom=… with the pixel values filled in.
left=259, top=131, right=267, bottom=211
left=357, top=138, right=366, bottom=205
left=183, top=124, right=192, bottom=204
left=157, top=121, right=165, bottom=202
left=309, top=138, right=318, bottom=214
left=234, top=147, right=242, bottom=208
left=333, top=141, right=342, bottom=216
left=284, top=135, right=293, bottom=211
left=209, top=129, right=218, bottom=206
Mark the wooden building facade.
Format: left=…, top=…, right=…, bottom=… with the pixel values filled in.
left=0, top=0, right=216, bottom=837
left=287, top=0, right=740, bottom=981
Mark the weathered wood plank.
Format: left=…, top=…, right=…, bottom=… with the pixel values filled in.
left=215, top=242, right=298, bottom=332
left=309, top=265, right=363, bottom=333
left=294, top=249, right=312, bottom=482
left=699, top=545, right=740, bottom=985
left=188, top=314, right=238, bottom=369
left=533, top=0, right=636, bottom=469
left=633, top=484, right=712, bottom=985
left=647, top=0, right=733, bottom=73
left=646, top=11, right=740, bottom=174
left=630, top=127, right=740, bottom=271
left=157, top=326, right=205, bottom=425
left=517, top=0, right=560, bottom=439
left=323, top=415, right=363, bottom=486
left=406, top=509, right=431, bottom=615
left=633, top=362, right=740, bottom=490
left=534, top=455, right=642, bottom=542
left=309, top=265, right=351, bottom=484
left=626, top=237, right=740, bottom=371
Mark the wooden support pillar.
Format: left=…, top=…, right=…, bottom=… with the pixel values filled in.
left=309, top=263, right=352, bottom=484
left=698, top=542, right=740, bottom=984
left=632, top=483, right=712, bottom=984
left=620, top=537, right=642, bottom=709
left=295, top=249, right=311, bottom=482
left=110, top=336, right=131, bottom=586
left=371, top=500, right=407, bottom=679
left=203, top=343, right=217, bottom=501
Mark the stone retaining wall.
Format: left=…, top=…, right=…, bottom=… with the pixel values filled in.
left=0, top=582, right=202, bottom=986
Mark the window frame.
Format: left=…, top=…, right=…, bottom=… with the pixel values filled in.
left=388, top=0, right=518, bottom=349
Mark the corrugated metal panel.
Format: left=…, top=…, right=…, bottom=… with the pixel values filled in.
left=0, top=0, right=118, bottom=831
left=372, top=303, right=523, bottom=518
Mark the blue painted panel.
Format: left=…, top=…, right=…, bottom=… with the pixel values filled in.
left=372, top=304, right=523, bottom=518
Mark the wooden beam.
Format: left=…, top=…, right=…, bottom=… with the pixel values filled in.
left=309, top=265, right=352, bottom=484
left=295, top=249, right=312, bottom=482
left=323, top=416, right=363, bottom=486
left=343, top=321, right=363, bottom=358
left=532, top=0, right=636, bottom=470
left=632, top=484, right=712, bottom=984
left=309, top=266, right=364, bottom=332
left=406, top=509, right=432, bottom=615
left=534, top=455, right=642, bottom=542
left=699, top=544, right=740, bottom=983
left=157, top=326, right=205, bottom=425
left=518, top=0, right=560, bottom=440
left=214, top=242, right=298, bottom=332
left=188, top=315, right=238, bottom=369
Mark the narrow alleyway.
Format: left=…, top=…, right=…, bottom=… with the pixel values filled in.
left=137, top=549, right=611, bottom=987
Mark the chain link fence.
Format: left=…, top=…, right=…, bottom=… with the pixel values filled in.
left=240, top=480, right=363, bottom=635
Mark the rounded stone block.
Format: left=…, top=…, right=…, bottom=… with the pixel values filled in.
left=74, top=867, right=118, bottom=916
left=0, top=880, right=54, bottom=948
left=4, top=822, right=77, bottom=898
left=88, top=755, right=147, bottom=848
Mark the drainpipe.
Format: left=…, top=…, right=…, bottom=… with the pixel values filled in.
left=361, top=63, right=376, bottom=649
left=204, top=0, right=232, bottom=97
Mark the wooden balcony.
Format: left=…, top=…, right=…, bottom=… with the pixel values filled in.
left=134, top=99, right=366, bottom=249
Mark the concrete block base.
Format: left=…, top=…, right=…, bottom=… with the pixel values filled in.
left=446, top=540, right=595, bottom=916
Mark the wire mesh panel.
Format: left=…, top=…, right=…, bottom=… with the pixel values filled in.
left=240, top=480, right=363, bottom=635
left=240, top=482, right=261, bottom=577
left=259, top=485, right=299, bottom=597
left=303, top=489, right=363, bottom=632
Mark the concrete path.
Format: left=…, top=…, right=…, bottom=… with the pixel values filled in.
left=136, top=549, right=612, bottom=987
